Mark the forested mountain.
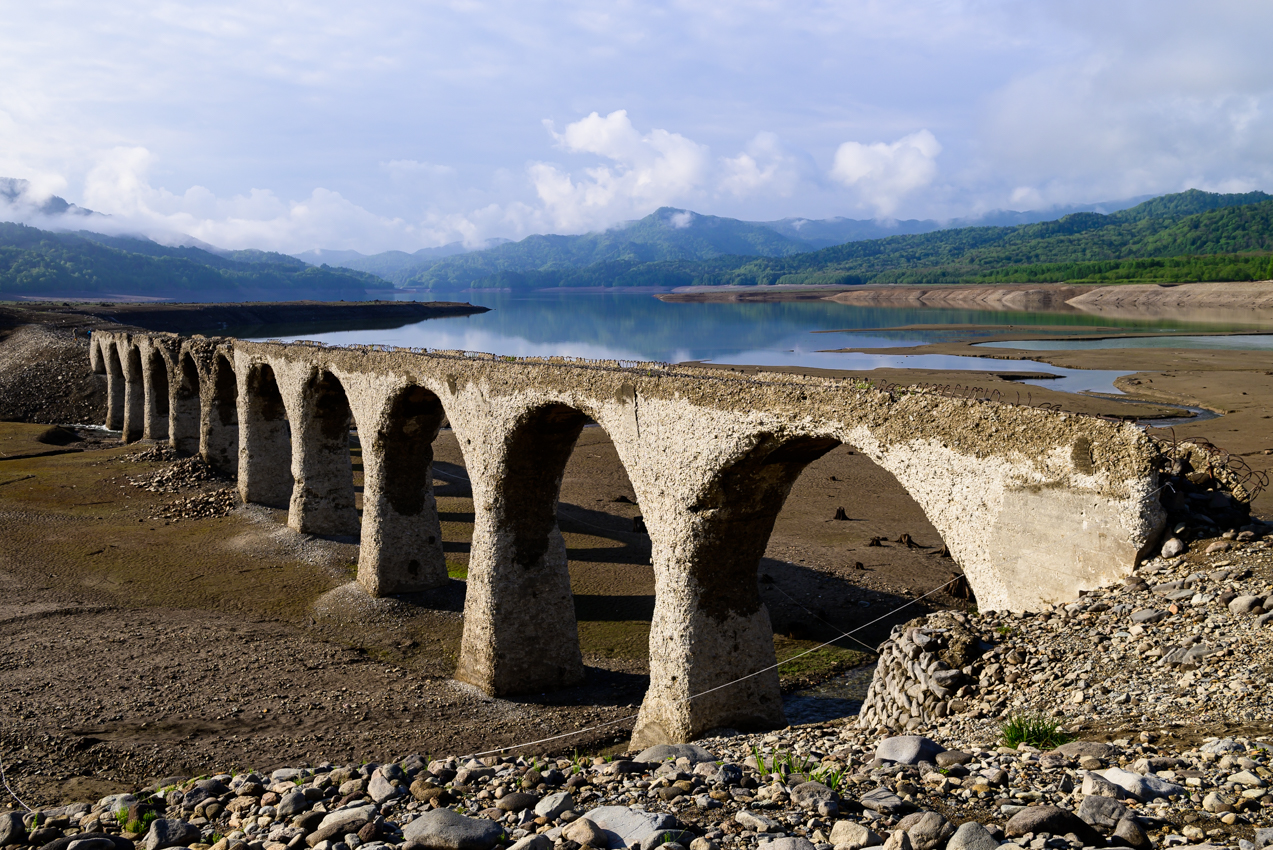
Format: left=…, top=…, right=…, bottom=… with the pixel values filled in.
left=423, top=189, right=1273, bottom=290
left=292, top=240, right=508, bottom=284
left=398, top=208, right=814, bottom=289
left=0, top=223, right=376, bottom=300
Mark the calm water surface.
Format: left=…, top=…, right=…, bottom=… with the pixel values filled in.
left=259, top=290, right=1273, bottom=395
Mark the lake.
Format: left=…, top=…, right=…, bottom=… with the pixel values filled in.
left=257, top=289, right=1273, bottom=395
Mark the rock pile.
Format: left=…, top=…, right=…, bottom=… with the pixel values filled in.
left=120, top=446, right=238, bottom=521
left=1154, top=439, right=1267, bottom=559
left=858, top=522, right=1273, bottom=735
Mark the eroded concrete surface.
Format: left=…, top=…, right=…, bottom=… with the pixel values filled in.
left=89, top=330, right=1165, bottom=746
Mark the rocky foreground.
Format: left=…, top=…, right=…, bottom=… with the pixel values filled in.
left=3, top=527, right=1272, bottom=850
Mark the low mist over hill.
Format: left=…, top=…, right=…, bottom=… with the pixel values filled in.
left=0, top=223, right=377, bottom=301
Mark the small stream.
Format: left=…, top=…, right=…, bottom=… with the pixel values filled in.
left=781, top=664, right=876, bottom=725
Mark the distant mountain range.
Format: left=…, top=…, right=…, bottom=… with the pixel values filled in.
left=289, top=197, right=1158, bottom=288
left=2, top=175, right=1268, bottom=297
left=476, top=189, right=1273, bottom=290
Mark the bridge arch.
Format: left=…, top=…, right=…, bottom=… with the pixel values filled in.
left=456, top=401, right=607, bottom=695
left=104, top=342, right=125, bottom=431
left=287, top=368, right=359, bottom=537
left=238, top=361, right=293, bottom=507
left=143, top=347, right=170, bottom=441
left=358, top=382, right=450, bottom=594
left=202, top=352, right=239, bottom=474
left=122, top=343, right=145, bottom=443
left=631, top=430, right=842, bottom=746
left=171, top=351, right=202, bottom=454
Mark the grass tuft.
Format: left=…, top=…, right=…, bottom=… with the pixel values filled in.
left=999, top=712, right=1074, bottom=749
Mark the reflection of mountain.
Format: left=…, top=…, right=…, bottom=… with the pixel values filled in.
left=384, top=291, right=1253, bottom=362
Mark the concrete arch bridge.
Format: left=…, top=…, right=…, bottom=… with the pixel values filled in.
left=88, top=330, right=1164, bottom=746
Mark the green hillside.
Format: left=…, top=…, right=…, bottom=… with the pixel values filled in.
left=431, top=189, right=1273, bottom=290
left=0, top=223, right=376, bottom=300
left=402, top=207, right=813, bottom=289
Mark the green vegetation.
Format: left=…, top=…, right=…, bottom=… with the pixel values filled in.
left=446, top=561, right=469, bottom=580
left=401, top=207, right=814, bottom=289
left=408, top=189, right=1273, bottom=290
left=0, top=223, right=379, bottom=300
left=999, top=713, right=1074, bottom=750
left=750, top=746, right=848, bottom=792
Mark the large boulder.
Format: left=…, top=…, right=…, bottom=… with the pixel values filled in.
left=829, top=822, right=883, bottom=849
left=1078, top=793, right=1129, bottom=828
left=1005, top=806, right=1101, bottom=846
left=897, top=812, right=953, bottom=850
left=143, top=819, right=200, bottom=850
left=875, top=736, right=942, bottom=765
left=581, top=807, right=677, bottom=849
left=533, top=792, right=574, bottom=820
left=0, top=812, right=26, bottom=846
left=402, top=808, right=504, bottom=850
left=1100, top=767, right=1184, bottom=801
left=945, top=822, right=999, bottom=850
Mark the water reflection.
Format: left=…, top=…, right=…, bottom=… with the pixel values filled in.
left=257, top=289, right=1272, bottom=396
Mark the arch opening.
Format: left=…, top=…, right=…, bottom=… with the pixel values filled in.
left=201, top=353, right=239, bottom=474
left=170, top=352, right=201, bottom=454
left=105, top=344, right=124, bottom=430
left=239, top=362, right=293, bottom=508
left=288, top=369, right=358, bottom=538
left=122, top=345, right=145, bottom=443
left=144, top=350, right=170, bottom=441
left=457, top=403, right=655, bottom=699
left=358, top=384, right=449, bottom=595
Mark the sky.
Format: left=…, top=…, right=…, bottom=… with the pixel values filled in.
left=1, top=0, right=1271, bottom=254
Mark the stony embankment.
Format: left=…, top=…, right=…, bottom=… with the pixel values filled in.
left=5, top=523, right=1271, bottom=850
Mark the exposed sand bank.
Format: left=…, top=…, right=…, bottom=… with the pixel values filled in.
left=662, top=279, right=1273, bottom=318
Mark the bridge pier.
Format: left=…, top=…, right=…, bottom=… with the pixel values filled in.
left=201, top=353, right=239, bottom=475
left=357, top=383, right=449, bottom=596
left=285, top=369, right=359, bottom=537
left=122, top=345, right=145, bottom=443
left=103, top=342, right=124, bottom=431
left=455, top=403, right=587, bottom=695
left=142, top=345, right=170, bottom=442
left=237, top=362, right=294, bottom=507
left=170, top=351, right=202, bottom=455
left=630, top=433, right=839, bottom=747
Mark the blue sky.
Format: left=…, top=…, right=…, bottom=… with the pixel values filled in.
left=1, top=1, right=1271, bottom=253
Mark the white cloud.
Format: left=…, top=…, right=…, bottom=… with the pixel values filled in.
left=829, top=130, right=942, bottom=217
left=529, top=110, right=712, bottom=231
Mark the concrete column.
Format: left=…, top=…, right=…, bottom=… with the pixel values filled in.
left=170, top=351, right=202, bottom=455
left=358, top=384, right=448, bottom=596
left=237, top=361, right=294, bottom=507
left=104, top=342, right=124, bottom=431
left=454, top=403, right=588, bottom=695
left=142, top=347, right=171, bottom=442
left=630, top=434, right=839, bottom=747
left=122, top=344, right=145, bottom=443
left=201, top=353, right=239, bottom=475
left=287, top=369, right=359, bottom=537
